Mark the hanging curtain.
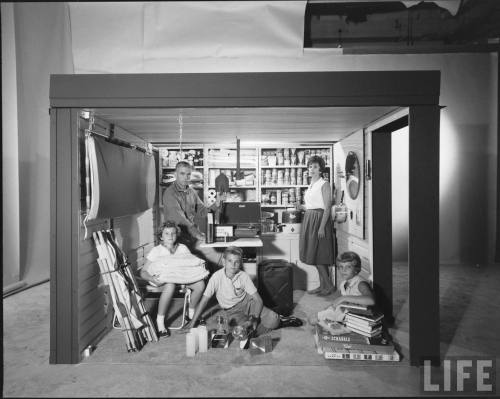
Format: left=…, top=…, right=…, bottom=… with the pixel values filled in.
left=87, top=135, right=156, bottom=220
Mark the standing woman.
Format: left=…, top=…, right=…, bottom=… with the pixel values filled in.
left=298, top=155, right=335, bottom=296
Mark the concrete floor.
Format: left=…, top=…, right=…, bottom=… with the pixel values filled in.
left=3, top=263, right=500, bottom=397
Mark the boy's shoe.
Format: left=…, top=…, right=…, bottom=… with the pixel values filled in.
left=317, top=287, right=335, bottom=296
left=158, top=328, right=171, bottom=338
left=279, top=316, right=303, bottom=328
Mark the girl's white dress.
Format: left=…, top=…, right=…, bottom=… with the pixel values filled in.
left=143, top=243, right=209, bottom=284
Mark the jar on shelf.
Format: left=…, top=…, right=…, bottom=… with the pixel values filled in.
left=290, top=169, right=296, bottom=185
left=290, top=148, right=297, bottom=165
left=268, top=154, right=277, bottom=166
left=262, top=153, right=268, bottom=166
left=277, top=170, right=284, bottom=185
left=276, top=189, right=282, bottom=205
left=303, top=170, right=308, bottom=183
left=297, top=171, right=303, bottom=186
left=297, top=150, right=305, bottom=165
left=283, top=148, right=290, bottom=166
left=265, top=170, right=272, bottom=186
left=304, top=151, right=311, bottom=166
left=282, top=192, right=289, bottom=205
left=277, top=153, right=284, bottom=166
left=272, top=169, right=278, bottom=185
left=284, top=169, right=290, bottom=185
left=270, top=191, right=277, bottom=204
left=262, top=191, right=270, bottom=205
left=196, top=150, right=204, bottom=166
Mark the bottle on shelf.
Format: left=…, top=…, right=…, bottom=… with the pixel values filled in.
left=206, top=210, right=215, bottom=244
left=290, top=169, right=296, bottom=185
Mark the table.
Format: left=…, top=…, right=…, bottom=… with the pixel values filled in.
left=199, top=237, right=263, bottom=248
left=199, top=237, right=263, bottom=284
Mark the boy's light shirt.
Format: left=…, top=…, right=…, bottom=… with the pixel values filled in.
left=203, top=269, right=257, bottom=309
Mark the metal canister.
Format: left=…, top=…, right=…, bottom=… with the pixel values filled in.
left=304, top=152, right=310, bottom=166
left=270, top=192, right=277, bottom=204
left=272, top=169, right=278, bottom=185
left=276, top=189, right=282, bottom=205
left=282, top=192, right=289, bottom=205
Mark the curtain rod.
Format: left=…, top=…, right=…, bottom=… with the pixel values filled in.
left=86, top=129, right=155, bottom=155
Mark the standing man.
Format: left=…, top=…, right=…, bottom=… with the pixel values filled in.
left=163, top=161, right=223, bottom=271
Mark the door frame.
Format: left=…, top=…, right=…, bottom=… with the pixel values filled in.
left=50, top=71, right=441, bottom=365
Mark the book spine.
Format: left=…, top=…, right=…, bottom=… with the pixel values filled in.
left=323, top=342, right=395, bottom=355
left=346, top=312, right=383, bottom=323
left=346, top=314, right=381, bottom=324
left=345, top=318, right=381, bottom=330
left=345, top=325, right=382, bottom=337
left=318, top=333, right=368, bottom=344
left=324, top=350, right=400, bottom=362
left=341, top=303, right=369, bottom=310
left=345, top=322, right=378, bottom=333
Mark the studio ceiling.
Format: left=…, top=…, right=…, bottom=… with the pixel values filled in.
left=91, top=106, right=399, bottom=144
left=305, top=0, right=500, bottom=53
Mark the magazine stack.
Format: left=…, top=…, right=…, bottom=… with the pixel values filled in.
left=344, top=311, right=384, bottom=338
left=313, top=322, right=400, bottom=362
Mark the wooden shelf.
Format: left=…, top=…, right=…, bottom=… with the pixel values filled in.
left=158, top=145, right=332, bottom=214
left=261, top=165, right=310, bottom=168
left=208, top=186, right=256, bottom=189
left=261, top=185, right=308, bottom=189
left=162, top=165, right=204, bottom=169
left=207, top=166, right=256, bottom=169
left=261, top=204, right=299, bottom=208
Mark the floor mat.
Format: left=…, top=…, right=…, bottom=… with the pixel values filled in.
left=83, top=290, right=406, bottom=367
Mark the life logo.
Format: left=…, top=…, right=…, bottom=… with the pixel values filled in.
left=420, top=357, right=496, bottom=396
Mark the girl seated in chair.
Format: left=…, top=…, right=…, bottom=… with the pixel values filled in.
left=140, top=221, right=209, bottom=337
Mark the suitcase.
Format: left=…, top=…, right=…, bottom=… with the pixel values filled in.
left=257, top=259, right=294, bottom=316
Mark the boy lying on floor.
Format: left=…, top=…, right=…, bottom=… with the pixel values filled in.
left=183, top=246, right=303, bottom=336
left=309, top=251, right=375, bottom=327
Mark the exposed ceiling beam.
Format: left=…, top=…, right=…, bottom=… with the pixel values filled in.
left=304, top=0, right=500, bottom=53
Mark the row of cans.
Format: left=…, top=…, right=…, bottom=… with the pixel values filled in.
left=261, top=149, right=330, bottom=167
left=262, top=168, right=309, bottom=186
left=261, top=187, right=307, bottom=206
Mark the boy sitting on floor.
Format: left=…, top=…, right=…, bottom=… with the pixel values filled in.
left=184, top=246, right=303, bottom=336
left=140, top=221, right=209, bottom=337
left=310, top=251, right=375, bottom=326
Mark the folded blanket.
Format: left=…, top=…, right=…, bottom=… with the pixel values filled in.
left=146, top=253, right=209, bottom=284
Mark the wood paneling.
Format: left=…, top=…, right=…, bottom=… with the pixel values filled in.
left=91, top=106, right=396, bottom=143
left=50, top=108, right=80, bottom=364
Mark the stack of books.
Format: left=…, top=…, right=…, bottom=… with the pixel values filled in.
left=344, top=311, right=384, bottom=338
left=313, top=323, right=400, bottom=362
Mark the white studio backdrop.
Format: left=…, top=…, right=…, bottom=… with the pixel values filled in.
left=3, top=1, right=497, bottom=293
left=69, top=1, right=307, bottom=73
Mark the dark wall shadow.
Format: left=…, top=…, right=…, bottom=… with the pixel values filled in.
left=457, top=124, right=489, bottom=264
